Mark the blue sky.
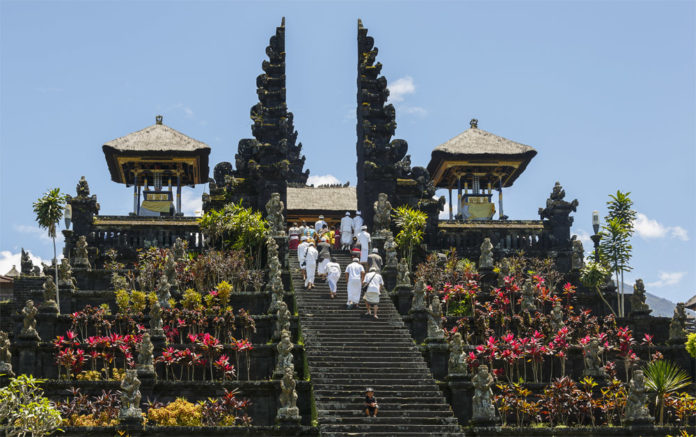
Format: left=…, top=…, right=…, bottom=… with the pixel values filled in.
left=1, top=1, right=694, bottom=302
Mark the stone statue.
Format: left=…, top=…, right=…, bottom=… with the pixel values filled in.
left=479, top=237, right=494, bottom=269
left=266, top=237, right=285, bottom=313
left=31, top=266, right=42, bottom=276
left=265, top=192, right=286, bottom=237
left=427, top=295, right=445, bottom=340
left=73, top=235, right=91, bottom=269
left=384, top=235, right=398, bottom=268
left=583, top=339, right=605, bottom=377
left=20, top=300, right=39, bottom=339
left=41, top=276, right=59, bottom=311
left=164, top=254, right=179, bottom=293
left=396, top=258, right=411, bottom=286
left=277, top=363, right=300, bottom=422
left=58, top=258, right=77, bottom=290
left=520, top=278, right=536, bottom=313
left=550, top=301, right=564, bottom=333
left=0, top=330, right=14, bottom=377
left=571, top=237, right=585, bottom=271
left=624, top=370, right=653, bottom=423
left=472, top=365, right=497, bottom=421
left=669, top=303, right=687, bottom=341
left=630, top=279, right=651, bottom=315
left=156, top=275, right=171, bottom=309
left=136, top=332, right=154, bottom=372
left=149, top=299, right=164, bottom=336
left=119, top=370, right=142, bottom=422
left=20, top=248, right=33, bottom=275
left=76, top=176, right=91, bottom=198
left=373, top=192, right=392, bottom=237
left=448, top=332, right=468, bottom=376
left=497, top=258, right=511, bottom=287
left=172, top=237, right=187, bottom=262
left=275, top=301, right=291, bottom=341
left=275, top=329, right=294, bottom=376
left=411, top=279, right=426, bottom=311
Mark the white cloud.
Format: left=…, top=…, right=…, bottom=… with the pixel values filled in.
left=388, top=76, right=415, bottom=103
left=13, top=224, right=52, bottom=243
left=573, top=229, right=592, bottom=245
left=181, top=190, right=203, bottom=217
left=0, top=250, right=48, bottom=276
left=646, top=271, right=686, bottom=288
left=401, top=106, right=428, bottom=117
left=307, top=174, right=341, bottom=187
left=634, top=213, right=689, bottom=241
left=168, top=103, right=195, bottom=119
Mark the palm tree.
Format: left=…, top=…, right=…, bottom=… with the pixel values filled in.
left=33, top=188, right=66, bottom=309
left=643, top=360, right=692, bottom=425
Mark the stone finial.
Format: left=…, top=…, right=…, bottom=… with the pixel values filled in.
left=0, top=330, right=14, bottom=377
left=624, top=370, right=653, bottom=424
left=119, top=370, right=142, bottom=423
left=470, top=118, right=478, bottom=129
left=669, top=302, right=687, bottom=341
left=20, top=248, right=33, bottom=275
left=472, top=365, right=497, bottom=421
left=155, top=115, right=163, bottom=125
left=76, top=176, right=91, bottom=198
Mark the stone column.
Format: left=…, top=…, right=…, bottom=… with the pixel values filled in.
left=447, top=376, right=473, bottom=426
left=424, top=339, right=449, bottom=380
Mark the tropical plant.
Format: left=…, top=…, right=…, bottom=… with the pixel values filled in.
left=393, top=205, right=427, bottom=268
left=685, top=333, right=696, bottom=359
left=644, top=360, right=692, bottom=425
left=33, top=187, right=67, bottom=309
left=0, top=374, right=62, bottom=437
left=580, top=259, right=616, bottom=317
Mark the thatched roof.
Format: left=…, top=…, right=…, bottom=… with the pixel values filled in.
left=686, top=294, right=696, bottom=311
left=287, top=186, right=357, bottom=212
left=103, top=120, right=210, bottom=154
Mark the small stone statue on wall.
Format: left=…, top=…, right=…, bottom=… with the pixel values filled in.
left=520, top=279, right=536, bottom=314
left=583, top=339, right=605, bottom=378
left=472, top=365, right=497, bottom=421
left=265, top=192, right=286, bottom=237
left=0, top=330, right=14, bottom=377
left=411, top=279, right=426, bottom=311
left=20, top=300, right=39, bottom=340
left=497, top=258, right=511, bottom=287
left=73, top=236, right=91, bottom=269
left=479, top=238, right=494, bottom=269
left=275, top=302, right=291, bottom=341
left=384, top=235, right=398, bottom=269
left=149, top=299, right=164, bottom=336
left=119, top=370, right=142, bottom=422
left=172, top=237, right=187, bottom=262
left=448, top=332, right=468, bottom=376
left=373, top=192, right=392, bottom=237
left=21, top=248, right=33, bottom=276
left=156, top=275, right=172, bottom=309
left=550, top=301, right=565, bottom=333
left=164, top=254, right=179, bottom=293
left=396, top=258, right=411, bottom=286
left=41, top=276, right=59, bottom=311
left=571, top=237, right=585, bottom=271
left=426, top=295, right=445, bottom=340
left=275, top=329, right=294, bottom=376
left=629, top=279, right=651, bottom=315
left=624, top=370, right=653, bottom=423
left=277, top=363, right=300, bottom=422
left=136, top=332, right=154, bottom=372
left=58, top=259, right=77, bottom=290
left=669, top=303, right=687, bottom=341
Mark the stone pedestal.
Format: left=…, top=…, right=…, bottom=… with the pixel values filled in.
left=371, top=235, right=386, bottom=254
left=276, top=416, right=301, bottom=428
left=274, top=236, right=289, bottom=269
left=382, top=266, right=396, bottom=291
left=394, top=284, right=413, bottom=315
left=424, top=338, right=449, bottom=380
left=409, top=309, right=428, bottom=343
left=16, top=337, right=39, bottom=376
left=447, top=376, right=473, bottom=425
left=36, top=312, right=58, bottom=342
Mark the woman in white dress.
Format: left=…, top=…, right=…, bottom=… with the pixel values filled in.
left=363, top=267, right=384, bottom=319
left=304, top=242, right=319, bottom=290
left=344, top=258, right=365, bottom=309
left=326, top=257, right=342, bottom=299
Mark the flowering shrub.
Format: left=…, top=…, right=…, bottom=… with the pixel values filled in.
left=56, top=388, right=120, bottom=427
left=146, top=391, right=251, bottom=427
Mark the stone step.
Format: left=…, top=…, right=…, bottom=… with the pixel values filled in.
left=319, top=416, right=459, bottom=425
left=315, top=401, right=454, bottom=412
left=314, top=388, right=446, bottom=398
left=320, top=424, right=462, bottom=433
left=317, top=408, right=453, bottom=417
left=307, top=361, right=427, bottom=369
left=315, top=394, right=448, bottom=403
left=322, top=433, right=463, bottom=437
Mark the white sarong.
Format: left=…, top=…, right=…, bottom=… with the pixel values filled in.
left=328, top=272, right=340, bottom=293
left=347, top=278, right=362, bottom=304
left=305, top=261, right=316, bottom=287
left=360, top=246, right=369, bottom=263
left=317, top=258, right=330, bottom=275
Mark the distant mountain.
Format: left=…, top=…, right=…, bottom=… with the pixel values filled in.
left=615, top=281, right=694, bottom=318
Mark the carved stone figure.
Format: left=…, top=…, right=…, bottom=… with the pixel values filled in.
left=164, top=254, right=178, bottom=293
left=275, top=302, right=291, bottom=341
left=373, top=192, right=392, bottom=236
left=266, top=238, right=285, bottom=313
left=427, top=295, right=445, bottom=340
left=448, top=332, right=468, bottom=376
left=76, top=176, right=91, bottom=198
left=73, top=235, right=91, bottom=269
left=265, top=192, right=286, bottom=236
left=472, top=365, right=497, bottom=421
left=630, top=279, right=651, bottom=315
left=624, top=370, right=653, bottom=423
left=276, top=363, right=300, bottom=422
left=669, top=303, right=687, bottom=341
left=550, top=301, right=565, bottom=333
left=149, top=299, right=164, bottom=337
left=479, top=237, right=494, bottom=269
left=156, top=275, right=171, bottom=309
left=20, top=248, right=33, bottom=275
left=411, top=279, right=426, bottom=311
left=384, top=235, right=398, bottom=269
left=20, top=300, right=39, bottom=340
left=136, top=332, right=154, bottom=371
left=583, top=339, right=605, bottom=377
left=41, top=276, right=59, bottom=311
left=396, top=258, right=411, bottom=286
left=520, top=278, right=536, bottom=313
left=497, top=258, right=511, bottom=287
left=172, top=237, right=187, bottom=262
left=58, top=258, right=77, bottom=290
left=0, top=330, right=14, bottom=377
left=31, top=266, right=42, bottom=276
left=571, top=237, right=585, bottom=271
left=275, top=329, right=294, bottom=376
left=119, top=370, right=142, bottom=421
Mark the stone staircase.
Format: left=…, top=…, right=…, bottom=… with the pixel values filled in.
left=291, top=252, right=463, bottom=437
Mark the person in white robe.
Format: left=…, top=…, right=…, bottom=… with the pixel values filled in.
left=304, top=242, right=319, bottom=290
left=352, top=211, right=364, bottom=236
left=344, top=258, right=365, bottom=309
left=356, top=226, right=371, bottom=266
left=363, top=267, right=384, bottom=318
left=314, top=215, right=327, bottom=233
left=340, top=212, right=354, bottom=250
left=297, top=236, right=309, bottom=281
left=326, top=257, right=342, bottom=299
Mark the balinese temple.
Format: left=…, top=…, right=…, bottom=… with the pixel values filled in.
left=286, top=185, right=357, bottom=226
left=427, top=119, right=537, bottom=221
left=102, top=115, right=210, bottom=216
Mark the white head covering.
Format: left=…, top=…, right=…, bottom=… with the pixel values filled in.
left=345, top=212, right=350, bottom=216
left=372, top=248, right=379, bottom=254
left=361, top=225, right=367, bottom=230
left=352, top=257, right=360, bottom=263
left=356, top=211, right=361, bottom=215
left=301, top=236, right=307, bottom=241
left=319, top=215, right=324, bottom=219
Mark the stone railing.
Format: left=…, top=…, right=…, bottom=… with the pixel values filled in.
left=436, top=220, right=550, bottom=259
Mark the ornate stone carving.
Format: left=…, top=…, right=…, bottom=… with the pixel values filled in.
left=472, top=365, right=497, bottom=421
left=20, top=300, right=39, bottom=340
left=275, top=301, right=291, bottom=341
left=384, top=235, right=398, bottom=269
left=411, top=279, right=426, bottom=311
left=479, top=237, right=494, bottom=269
left=275, top=329, right=294, bottom=376
left=58, top=258, right=77, bottom=290
left=149, top=300, right=164, bottom=336
left=20, top=248, right=33, bottom=275
left=497, top=258, right=511, bottom=287
left=550, top=301, right=565, bottom=333
left=266, top=192, right=286, bottom=237
left=76, top=176, right=91, bottom=198
left=427, top=295, right=445, bottom=340
left=448, top=332, right=468, bottom=376
left=276, top=363, right=300, bottom=422
left=538, top=182, right=579, bottom=254
left=164, top=254, right=178, bottom=294
left=156, top=275, right=171, bottom=309
left=41, top=276, right=59, bottom=312
left=119, top=370, right=142, bottom=422
left=172, top=238, right=187, bottom=262
left=396, top=258, right=411, bottom=287
left=669, top=303, right=687, bottom=341
left=630, top=279, right=651, bottom=315
left=266, top=237, right=285, bottom=313
left=373, top=193, right=392, bottom=237
left=73, top=235, right=91, bottom=269
left=136, top=332, right=154, bottom=372
left=520, top=278, right=536, bottom=313
left=0, top=330, right=14, bottom=377
left=571, top=237, right=585, bottom=271
left=583, top=339, right=606, bottom=378
left=624, top=370, right=653, bottom=423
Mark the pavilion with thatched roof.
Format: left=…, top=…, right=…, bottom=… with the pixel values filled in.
left=102, top=115, right=210, bottom=216
left=427, top=119, right=537, bottom=220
